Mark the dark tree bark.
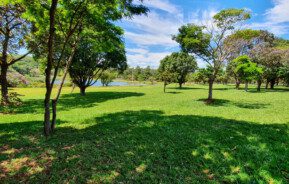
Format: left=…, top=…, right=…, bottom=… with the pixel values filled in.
left=1, top=26, right=10, bottom=105
left=0, top=64, right=9, bottom=105
left=235, top=79, right=240, bottom=90
left=44, top=0, right=58, bottom=137
left=270, top=79, right=276, bottom=89
left=257, top=79, right=262, bottom=92
left=179, top=82, right=182, bottom=89
left=80, top=86, right=86, bottom=96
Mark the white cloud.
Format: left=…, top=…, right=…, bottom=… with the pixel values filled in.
left=127, top=49, right=171, bottom=68
left=246, top=0, right=289, bottom=36
left=122, top=0, right=184, bottom=67
left=125, top=31, right=177, bottom=47
left=248, top=22, right=289, bottom=35
left=143, top=0, right=181, bottom=15
left=266, top=0, right=289, bottom=23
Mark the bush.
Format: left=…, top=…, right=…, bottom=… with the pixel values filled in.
left=100, top=71, right=117, bottom=86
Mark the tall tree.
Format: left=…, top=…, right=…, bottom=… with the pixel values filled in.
left=224, top=29, right=275, bottom=90
left=160, top=52, right=197, bottom=88
left=0, top=2, right=33, bottom=105
left=24, top=0, right=148, bottom=136
left=174, top=9, right=251, bottom=102
left=69, top=35, right=127, bottom=95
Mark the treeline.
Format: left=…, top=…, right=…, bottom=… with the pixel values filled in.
left=157, top=9, right=289, bottom=99
left=120, top=66, right=157, bottom=83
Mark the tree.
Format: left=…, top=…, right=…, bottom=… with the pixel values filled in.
left=100, top=70, right=117, bottom=87
left=224, top=29, right=275, bottom=90
left=251, top=45, right=287, bottom=89
left=165, top=52, right=197, bottom=88
left=192, top=68, right=213, bottom=84
left=24, top=0, right=148, bottom=136
left=0, top=2, right=34, bottom=105
left=232, top=55, right=263, bottom=91
left=143, top=66, right=152, bottom=81
left=158, top=55, right=177, bottom=93
left=69, top=36, right=127, bottom=95
left=174, top=9, right=251, bottom=102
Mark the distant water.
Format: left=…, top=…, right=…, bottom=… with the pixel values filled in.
left=55, top=80, right=138, bottom=87
left=91, top=80, right=129, bottom=86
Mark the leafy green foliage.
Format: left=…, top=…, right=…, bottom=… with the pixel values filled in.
left=69, top=35, right=127, bottom=94
left=100, top=70, right=117, bottom=86
left=174, top=8, right=251, bottom=99
left=213, top=9, right=251, bottom=29
left=173, top=25, right=211, bottom=58
left=158, top=52, right=197, bottom=88
left=232, top=55, right=263, bottom=82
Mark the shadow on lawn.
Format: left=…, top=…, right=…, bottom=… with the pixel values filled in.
left=197, top=99, right=269, bottom=109
left=1, top=92, right=144, bottom=114
left=1, top=111, right=288, bottom=183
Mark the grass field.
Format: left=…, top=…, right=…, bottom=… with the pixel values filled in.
left=0, top=84, right=289, bottom=183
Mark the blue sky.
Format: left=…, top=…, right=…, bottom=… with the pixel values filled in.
left=119, top=0, right=289, bottom=68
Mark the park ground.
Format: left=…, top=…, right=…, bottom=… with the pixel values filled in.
left=0, top=84, right=289, bottom=183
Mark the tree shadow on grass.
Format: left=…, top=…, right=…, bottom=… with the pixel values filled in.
left=165, top=91, right=181, bottom=94
left=1, top=110, right=288, bottom=183
left=197, top=99, right=269, bottom=109
left=1, top=92, right=144, bottom=114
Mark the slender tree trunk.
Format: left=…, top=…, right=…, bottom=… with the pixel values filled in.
left=0, top=64, right=9, bottom=105
left=0, top=65, right=9, bottom=106
left=245, top=81, right=248, bottom=91
left=1, top=28, right=10, bottom=105
left=235, top=79, right=240, bottom=90
left=270, top=79, right=275, bottom=89
left=208, top=78, right=214, bottom=101
left=257, top=79, right=262, bottom=92
left=163, top=82, right=166, bottom=93
left=80, top=86, right=86, bottom=96
left=179, top=82, right=182, bottom=89
left=265, top=80, right=269, bottom=89
left=50, top=41, right=78, bottom=132
left=44, top=0, right=58, bottom=137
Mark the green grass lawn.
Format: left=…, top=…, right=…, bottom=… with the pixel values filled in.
left=0, top=84, right=289, bottom=183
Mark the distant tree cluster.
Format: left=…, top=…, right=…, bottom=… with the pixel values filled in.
left=158, top=52, right=197, bottom=92
left=120, top=66, right=158, bottom=83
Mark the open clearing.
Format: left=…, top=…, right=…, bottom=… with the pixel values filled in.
left=1, top=84, right=289, bottom=183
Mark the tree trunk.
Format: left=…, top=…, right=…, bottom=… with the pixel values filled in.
left=51, top=99, right=57, bottom=132
left=80, top=86, right=86, bottom=96
left=257, top=79, right=262, bottom=92
left=50, top=40, right=78, bottom=132
left=235, top=80, right=240, bottom=90
left=179, top=82, right=182, bottom=89
left=0, top=65, right=9, bottom=105
left=265, top=80, right=269, bottom=89
left=163, top=82, right=166, bottom=93
left=44, top=0, right=58, bottom=137
left=245, top=81, right=249, bottom=92
left=270, top=79, right=275, bottom=89
left=1, top=25, right=10, bottom=105
left=208, top=78, right=214, bottom=101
